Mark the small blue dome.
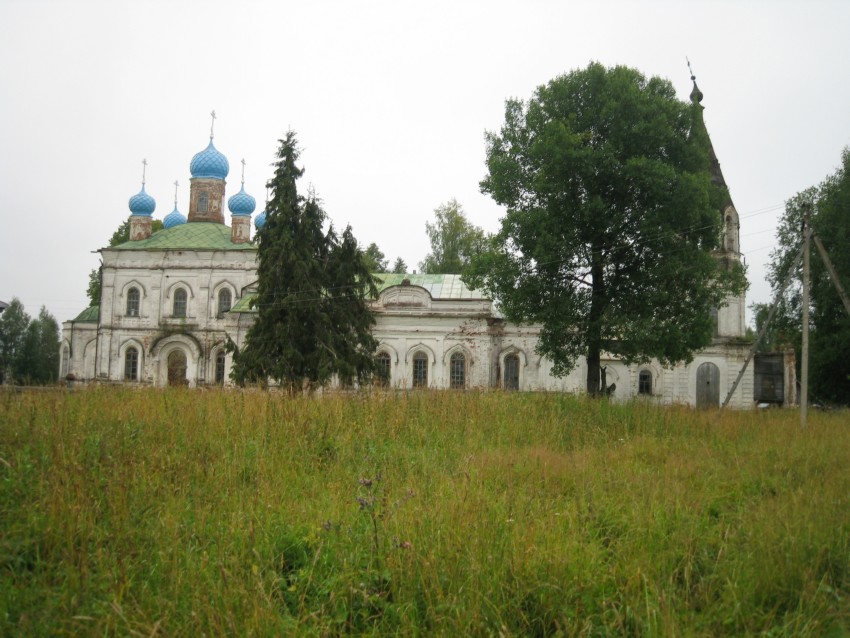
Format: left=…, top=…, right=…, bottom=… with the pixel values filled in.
left=163, top=205, right=187, bottom=229
left=190, top=140, right=230, bottom=179
left=228, top=185, right=256, bottom=216
left=128, top=185, right=156, bottom=215
left=254, top=209, right=266, bottom=230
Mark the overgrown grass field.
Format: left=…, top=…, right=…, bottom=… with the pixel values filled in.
left=1, top=388, right=848, bottom=636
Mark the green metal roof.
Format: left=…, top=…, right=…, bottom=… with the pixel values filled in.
left=72, top=306, right=100, bottom=323
left=230, top=295, right=256, bottom=313
left=231, top=274, right=485, bottom=313
left=111, top=223, right=257, bottom=251
left=374, top=273, right=485, bottom=299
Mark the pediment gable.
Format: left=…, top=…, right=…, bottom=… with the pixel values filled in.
left=377, top=285, right=433, bottom=309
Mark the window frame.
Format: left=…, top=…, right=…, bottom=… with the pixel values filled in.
left=198, top=192, right=209, bottom=213
left=412, top=351, right=428, bottom=388
left=215, top=350, right=226, bottom=384
left=173, top=288, right=188, bottom=318
left=449, top=352, right=466, bottom=389
left=124, top=346, right=139, bottom=381
left=126, top=286, right=140, bottom=317
left=638, top=369, right=653, bottom=395
left=504, top=353, right=520, bottom=391
left=217, top=288, right=232, bottom=318
left=376, top=351, right=391, bottom=386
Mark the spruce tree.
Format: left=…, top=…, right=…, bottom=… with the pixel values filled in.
left=231, top=131, right=379, bottom=390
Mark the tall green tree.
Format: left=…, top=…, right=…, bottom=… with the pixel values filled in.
left=231, top=131, right=379, bottom=391
left=419, top=199, right=487, bottom=274
left=391, top=257, right=408, bottom=274
left=0, top=299, right=59, bottom=384
left=20, top=307, right=60, bottom=384
left=86, top=217, right=164, bottom=307
left=0, top=298, right=30, bottom=384
left=362, top=242, right=389, bottom=272
left=467, top=62, right=745, bottom=395
left=766, top=149, right=850, bottom=403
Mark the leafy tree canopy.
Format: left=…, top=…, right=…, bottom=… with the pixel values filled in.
left=0, top=298, right=60, bottom=385
left=765, top=148, right=850, bottom=404
left=231, top=131, right=379, bottom=391
left=362, top=243, right=389, bottom=273
left=466, top=62, right=745, bottom=395
left=419, top=199, right=487, bottom=274
left=391, top=257, right=408, bottom=274
left=86, top=217, right=164, bottom=307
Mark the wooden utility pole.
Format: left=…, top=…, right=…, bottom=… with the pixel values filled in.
left=812, top=231, right=850, bottom=319
left=800, top=204, right=811, bottom=428
left=720, top=238, right=806, bottom=410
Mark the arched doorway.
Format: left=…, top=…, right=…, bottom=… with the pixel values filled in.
left=167, top=350, right=188, bottom=387
left=696, top=362, right=720, bottom=408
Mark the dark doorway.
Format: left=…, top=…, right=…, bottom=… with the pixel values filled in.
left=696, top=362, right=720, bottom=408
left=167, top=350, right=188, bottom=386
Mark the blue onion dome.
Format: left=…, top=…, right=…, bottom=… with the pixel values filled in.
left=254, top=209, right=266, bottom=230
left=228, top=185, right=256, bottom=216
left=189, top=140, right=230, bottom=179
left=128, top=185, right=156, bottom=215
left=163, top=205, right=187, bottom=229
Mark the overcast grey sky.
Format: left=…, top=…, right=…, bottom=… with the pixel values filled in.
left=1, top=0, right=849, bottom=327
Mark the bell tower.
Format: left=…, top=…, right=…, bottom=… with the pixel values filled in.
left=188, top=111, right=229, bottom=224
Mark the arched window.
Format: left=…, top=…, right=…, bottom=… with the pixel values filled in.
left=217, top=289, right=232, bottom=318
left=173, top=288, right=187, bottom=318
left=504, top=353, right=520, bottom=391
left=215, top=350, right=226, bottom=384
left=126, top=287, right=140, bottom=316
left=638, top=370, right=652, bottom=395
left=412, top=351, right=428, bottom=388
left=124, top=347, right=139, bottom=381
left=450, top=352, right=466, bottom=389
left=377, top=351, right=391, bottom=386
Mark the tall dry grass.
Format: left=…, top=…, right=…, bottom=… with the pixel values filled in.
left=1, top=388, right=848, bottom=636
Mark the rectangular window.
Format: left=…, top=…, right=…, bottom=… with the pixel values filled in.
left=450, top=353, right=466, bottom=389
left=126, top=288, right=140, bottom=317
left=377, top=353, right=391, bottom=386
left=413, top=354, right=428, bottom=388
left=215, top=351, right=226, bottom=384
left=124, top=348, right=139, bottom=381
left=173, top=289, right=187, bottom=318
left=638, top=370, right=652, bottom=395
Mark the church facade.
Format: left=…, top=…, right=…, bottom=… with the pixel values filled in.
left=61, top=92, right=753, bottom=408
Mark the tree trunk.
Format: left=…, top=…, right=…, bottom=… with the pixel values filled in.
left=586, top=347, right=601, bottom=396
left=586, top=248, right=606, bottom=396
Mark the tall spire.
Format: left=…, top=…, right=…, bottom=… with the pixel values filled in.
left=687, top=57, right=703, bottom=105
left=686, top=59, right=725, bottom=191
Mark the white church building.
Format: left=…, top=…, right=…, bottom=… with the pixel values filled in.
left=61, top=91, right=753, bottom=408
